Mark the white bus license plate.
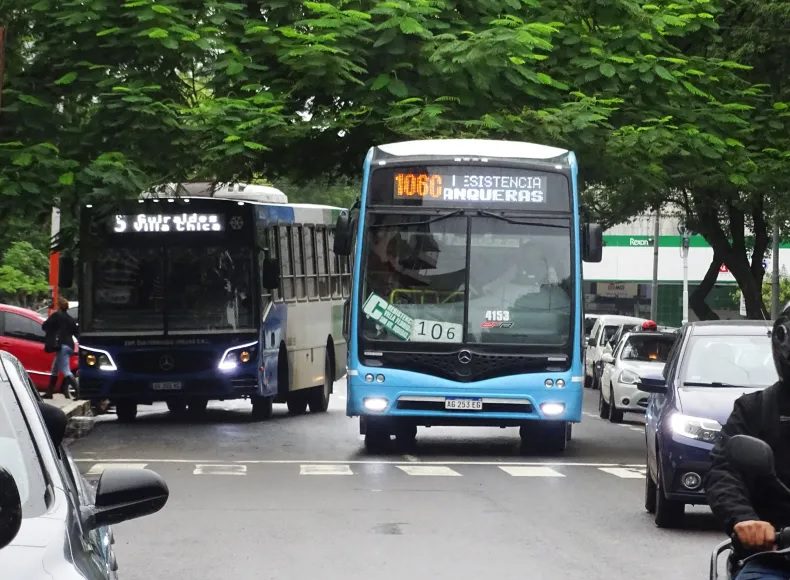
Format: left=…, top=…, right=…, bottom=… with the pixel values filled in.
left=445, top=398, right=483, bottom=411
left=152, top=381, right=183, bottom=391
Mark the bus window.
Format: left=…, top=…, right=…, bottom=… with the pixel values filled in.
left=316, top=227, right=330, bottom=298
left=304, top=226, right=317, bottom=299
left=278, top=226, right=294, bottom=300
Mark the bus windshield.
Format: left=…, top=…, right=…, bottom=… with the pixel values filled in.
left=360, top=213, right=572, bottom=349
left=83, top=245, right=255, bottom=333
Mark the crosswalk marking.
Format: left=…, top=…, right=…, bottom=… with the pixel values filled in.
left=85, top=463, right=148, bottom=476
left=396, top=465, right=461, bottom=477
left=300, top=464, right=353, bottom=476
left=499, top=466, right=565, bottom=478
left=598, top=467, right=645, bottom=479
left=193, top=464, right=247, bottom=476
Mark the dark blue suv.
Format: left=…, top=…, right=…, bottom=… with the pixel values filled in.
left=637, top=321, right=776, bottom=528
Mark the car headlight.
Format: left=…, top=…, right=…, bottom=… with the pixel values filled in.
left=80, top=347, right=117, bottom=372
left=670, top=413, right=722, bottom=443
left=618, top=369, right=639, bottom=384
left=218, top=341, right=258, bottom=371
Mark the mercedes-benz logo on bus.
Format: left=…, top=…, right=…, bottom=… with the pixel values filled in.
left=457, top=350, right=473, bottom=365
left=159, top=355, right=175, bottom=372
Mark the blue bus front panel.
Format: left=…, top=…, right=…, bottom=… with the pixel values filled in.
left=346, top=364, right=583, bottom=425
left=78, top=337, right=267, bottom=402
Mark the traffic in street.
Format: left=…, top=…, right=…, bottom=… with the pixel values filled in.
left=70, top=384, right=721, bottom=580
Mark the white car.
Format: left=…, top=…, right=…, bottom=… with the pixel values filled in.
left=598, top=331, right=677, bottom=422
left=585, top=314, right=646, bottom=389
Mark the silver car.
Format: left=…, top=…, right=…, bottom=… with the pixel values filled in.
left=0, top=350, right=168, bottom=579
left=598, top=331, right=677, bottom=422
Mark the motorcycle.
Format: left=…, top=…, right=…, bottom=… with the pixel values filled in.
left=710, top=434, right=790, bottom=579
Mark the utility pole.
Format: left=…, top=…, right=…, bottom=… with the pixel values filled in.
left=650, top=207, right=660, bottom=321
left=679, top=224, right=690, bottom=324
left=772, top=219, right=781, bottom=319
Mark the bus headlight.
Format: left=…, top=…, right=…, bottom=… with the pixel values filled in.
left=219, top=341, right=259, bottom=371
left=541, top=403, right=565, bottom=416
left=80, top=347, right=117, bottom=372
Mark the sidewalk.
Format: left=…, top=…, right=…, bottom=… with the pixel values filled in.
left=46, top=394, right=96, bottom=439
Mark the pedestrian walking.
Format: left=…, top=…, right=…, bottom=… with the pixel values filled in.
left=41, top=296, right=79, bottom=399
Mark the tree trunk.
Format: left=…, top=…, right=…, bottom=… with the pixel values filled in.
left=690, top=254, right=722, bottom=320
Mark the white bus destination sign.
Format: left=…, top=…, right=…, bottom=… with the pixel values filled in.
left=112, top=213, right=225, bottom=234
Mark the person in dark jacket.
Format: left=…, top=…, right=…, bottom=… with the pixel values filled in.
left=705, top=305, right=790, bottom=579
left=41, top=296, right=79, bottom=399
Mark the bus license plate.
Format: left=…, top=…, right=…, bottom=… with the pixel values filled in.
left=445, top=398, right=483, bottom=411
left=152, top=381, right=183, bottom=391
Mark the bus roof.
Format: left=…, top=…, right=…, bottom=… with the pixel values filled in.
left=143, top=182, right=289, bottom=204
left=373, top=139, right=570, bottom=164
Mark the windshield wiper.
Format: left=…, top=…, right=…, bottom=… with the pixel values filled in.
left=369, top=209, right=465, bottom=229
left=476, top=210, right=569, bottom=229
left=683, top=381, right=745, bottom=388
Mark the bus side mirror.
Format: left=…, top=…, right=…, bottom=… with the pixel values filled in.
left=261, top=258, right=280, bottom=291
left=333, top=212, right=353, bottom=257
left=583, top=223, right=603, bottom=263
left=59, top=256, right=75, bottom=288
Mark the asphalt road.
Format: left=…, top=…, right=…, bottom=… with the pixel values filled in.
left=71, top=383, right=723, bottom=580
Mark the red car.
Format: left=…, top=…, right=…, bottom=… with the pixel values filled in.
left=0, top=303, right=79, bottom=391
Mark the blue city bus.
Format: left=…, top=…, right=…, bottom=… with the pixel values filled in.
left=334, top=140, right=602, bottom=451
left=73, top=183, right=350, bottom=421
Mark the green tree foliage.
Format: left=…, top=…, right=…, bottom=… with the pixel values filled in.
left=0, top=241, right=50, bottom=306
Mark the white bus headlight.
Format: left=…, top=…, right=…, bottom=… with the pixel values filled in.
left=541, top=403, right=565, bottom=416
left=670, top=414, right=722, bottom=443
left=81, top=347, right=117, bottom=372
left=219, top=341, right=259, bottom=371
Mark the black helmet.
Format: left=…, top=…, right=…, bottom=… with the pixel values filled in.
left=772, top=303, right=790, bottom=381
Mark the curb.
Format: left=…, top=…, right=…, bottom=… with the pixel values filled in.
left=62, top=399, right=96, bottom=439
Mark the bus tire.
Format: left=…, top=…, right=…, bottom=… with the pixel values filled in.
left=116, top=401, right=137, bottom=423
left=308, top=352, right=332, bottom=413
left=364, top=421, right=390, bottom=453
left=187, top=398, right=208, bottom=417
left=394, top=423, right=417, bottom=449
left=524, top=421, right=567, bottom=453
left=287, top=391, right=308, bottom=415
left=251, top=395, right=273, bottom=420
left=167, top=400, right=186, bottom=415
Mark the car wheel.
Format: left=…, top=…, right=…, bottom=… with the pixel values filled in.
left=166, top=400, right=186, bottom=415
left=287, top=391, right=308, bottom=415
left=598, top=387, right=610, bottom=419
left=645, top=466, right=657, bottom=514
left=608, top=384, right=624, bottom=423
left=187, top=398, right=209, bottom=417
left=655, top=456, right=685, bottom=528
left=116, top=401, right=137, bottom=423
left=308, top=353, right=332, bottom=413
left=251, top=395, right=273, bottom=420
left=584, top=374, right=592, bottom=389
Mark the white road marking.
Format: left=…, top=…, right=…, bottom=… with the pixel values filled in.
left=77, top=458, right=647, bottom=468
left=300, top=464, right=353, bottom=476
left=499, top=466, right=565, bottom=478
left=193, top=464, right=247, bottom=476
left=599, top=467, right=645, bottom=479
left=396, top=465, right=461, bottom=477
left=85, top=462, right=147, bottom=476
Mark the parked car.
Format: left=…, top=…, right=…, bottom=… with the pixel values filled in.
left=0, top=349, right=169, bottom=577
left=38, top=300, right=79, bottom=321
left=585, top=314, right=646, bottom=389
left=0, top=303, right=79, bottom=392
left=638, top=320, right=777, bottom=528
left=599, top=330, right=677, bottom=422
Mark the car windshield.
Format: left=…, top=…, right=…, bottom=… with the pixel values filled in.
left=681, top=334, right=777, bottom=387
left=620, top=334, right=675, bottom=362
left=0, top=363, right=48, bottom=518
left=585, top=317, right=598, bottom=337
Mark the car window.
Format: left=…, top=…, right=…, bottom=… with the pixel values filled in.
left=601, top=325, right=619, bottom=345
left=5, top=312, right=45, bottom=342
left=0, top=369, right=48, bottom=517
left=621, top=335, right=676, bottom=362
left=681, top=334, right=777, bottom=387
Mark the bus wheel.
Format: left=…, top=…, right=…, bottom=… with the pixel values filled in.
left=394, top=424, right=417, bottom=449
left=308, top=354, right=332, bottom=413
left=167, top=400, right=186, bottom=415
left=251, top=395, right=273, bottom=420
left=116, top=401, right=137, bottom=423
left=287, top=391, right=308, bottom=415
left=364, top=421, right=391, bottom=453
left=187, top=398, right=209, bottom=417
left=541, top=421, right=569, bottom=452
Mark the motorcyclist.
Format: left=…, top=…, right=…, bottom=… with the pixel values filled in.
left=705, top=304, right=790, bottom=579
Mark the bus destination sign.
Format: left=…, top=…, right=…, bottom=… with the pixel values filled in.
left=393, top=170, right=547, bottom=204
left=113, top=213, right=225, bottom=234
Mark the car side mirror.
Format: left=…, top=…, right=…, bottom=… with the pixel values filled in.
left=726, top=435, right=775, bottom=478
left=82, top=468, right=169, bottom=531
left=637, top=374, right=667, bottom=394
left=0, top=467, right=23, bottom=550
left=583, top=223, right=603, bottom=263
left=333, top=211, right=353, bottom=257
left=601, top=353, right=615, bottom=365
left=59, top=255, right=75, bottom=288
left=261, top=257, right=280, bottom=291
